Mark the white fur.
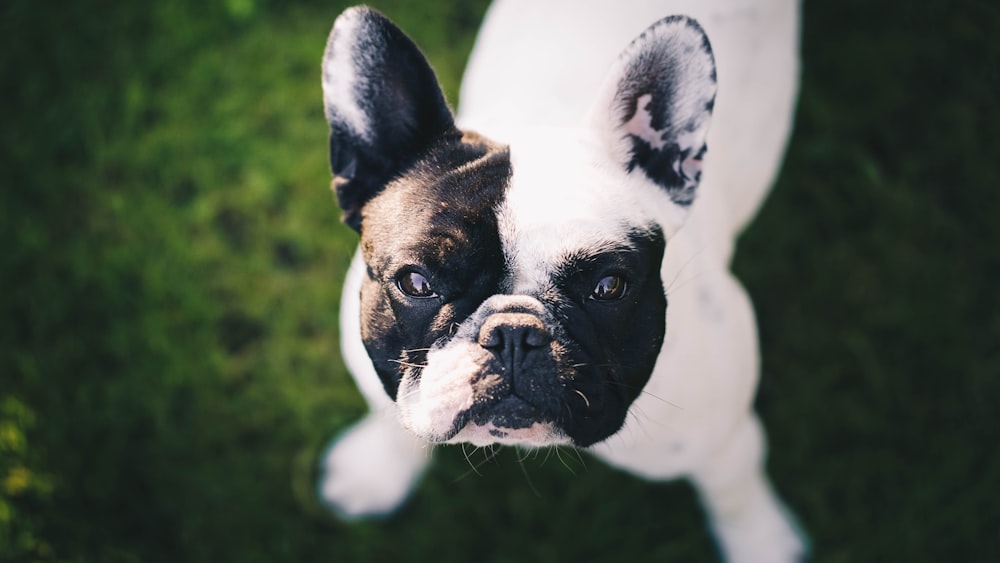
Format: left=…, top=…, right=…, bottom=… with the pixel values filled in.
left=459, top=0, right=800, bottom=242
left=499, top=127, right=675, bottom=294
left=318, top=408, right=429, bottom=518
left=322, top=1, right=804, bottom=560
left=397, top=341, right=480, bottom=441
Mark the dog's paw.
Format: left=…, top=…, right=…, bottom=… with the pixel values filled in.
left=318, top=413, right=431, bottom=518
left=713, top=499, right=809, bottom=563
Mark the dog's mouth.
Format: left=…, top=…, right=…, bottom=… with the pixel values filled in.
left=445, top=395, right=571, bottom=447
left=392, top=297, right=634, bottom=448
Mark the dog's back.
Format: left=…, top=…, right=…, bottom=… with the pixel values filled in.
left=458, top=0, right=800, bottom=254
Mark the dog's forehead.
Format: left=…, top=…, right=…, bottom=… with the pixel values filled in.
left=360, top=134, right=509, bottom=271
left=498, top=127, right=664, bottom=292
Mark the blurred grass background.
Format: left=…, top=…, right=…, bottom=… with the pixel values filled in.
left=1, top=0, right=997, bottom=561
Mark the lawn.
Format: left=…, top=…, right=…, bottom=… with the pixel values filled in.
left=2, top=0, right=997, bottom=561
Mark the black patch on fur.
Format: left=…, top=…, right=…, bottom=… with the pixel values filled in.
left=444, top=228, right=667, bottom=447
left=357, top=133, right=512, bottom=399
left=323, top=7, right=457, bottom=231
left=545, top=228, right=667, bottom=445
left=626, top=138, right=706, bottom=206
left=613, top=16, right=716, bottom=206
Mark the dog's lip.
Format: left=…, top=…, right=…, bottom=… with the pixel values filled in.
left=446, top=395, right=570, bottom=447
left=445, top=394, right=554, bottom=439
left=473, top=394, right=548, bottom=427
left=449, top=419, right=569, bottom=447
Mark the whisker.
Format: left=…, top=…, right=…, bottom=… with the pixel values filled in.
left=663, top=246, right=706, bottom=295
left=461, top=443, right=482, bottom=476
left=454, top=443, right=504, bottom=482
left=636, top=389, right=683, bottom=410
left=627, top=402, right=655, bottom=436
left=541, top=446, right=555, bottom=466
left=604, top=379, right=684, bottom=410
left=553, top=447, right=577, bottom=476
left=516, top=448, right=542, bottom=498
left=666, top=272, right=706, bottom=296
left=388, top=359, right=427, bottom=369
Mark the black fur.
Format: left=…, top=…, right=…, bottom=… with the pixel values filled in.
left=357, top=132, right=512, bottom=399
left=323, top=7, right=457, bottom=231
left=539, top=229, right=667, bottom=445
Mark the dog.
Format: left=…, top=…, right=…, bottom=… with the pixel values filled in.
left=317, top=1, right=803, bottom=561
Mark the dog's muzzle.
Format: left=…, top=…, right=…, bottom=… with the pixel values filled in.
left=443, top=296, right=572, bottom=444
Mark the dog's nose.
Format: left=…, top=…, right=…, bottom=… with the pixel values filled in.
left=478, top=313, right=551, bottom=357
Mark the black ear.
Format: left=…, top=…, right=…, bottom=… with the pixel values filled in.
left=321, top=7, right=456, bottom=231
left=591, top=16, right=717, bottom=208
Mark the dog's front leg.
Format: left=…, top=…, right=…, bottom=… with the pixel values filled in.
left=318, top=408, right=430, bottom=518
left=318, top=253, right=432, bottom=518
left=689, top=415, right=808, bottom=563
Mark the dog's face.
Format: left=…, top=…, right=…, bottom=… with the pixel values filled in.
left=322, top=7, right=716, bottom=447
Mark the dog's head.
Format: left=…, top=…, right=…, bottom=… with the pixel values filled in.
left=322, top=7, right=716, bottom=447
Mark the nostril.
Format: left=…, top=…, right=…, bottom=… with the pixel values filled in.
left=481, top=326, right=504, bottom=349
left=478, top=313, right=551, bottom=351
left=522, top=326, right=551, bottom=348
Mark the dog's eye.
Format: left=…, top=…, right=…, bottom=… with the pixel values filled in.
left=591, top=275, right=627, bottom=301
left=397, top=271, right=438, bottom=298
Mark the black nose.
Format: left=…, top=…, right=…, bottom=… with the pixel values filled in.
left=470, top=311, right=558, bottom=422
left=478, top=313, right=551, bottom=363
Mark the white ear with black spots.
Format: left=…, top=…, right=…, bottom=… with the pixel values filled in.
left=322, top=7, right=456, bottom=231
left=590, top=16, right=717, bottom=209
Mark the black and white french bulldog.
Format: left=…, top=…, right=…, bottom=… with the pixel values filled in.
left=318, top=1, right=803, bottom=561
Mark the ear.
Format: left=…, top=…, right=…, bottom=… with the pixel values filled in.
left=322, top=7, right=457, bottom=231
left=590, top=16, right=717, bottom=208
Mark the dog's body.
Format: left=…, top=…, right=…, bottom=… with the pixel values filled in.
left=319, top=1, right=803, bottom=561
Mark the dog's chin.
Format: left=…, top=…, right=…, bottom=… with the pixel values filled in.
left=447, top=420, right=571, bottom=448
left=403, top=395, right=573, bottom=448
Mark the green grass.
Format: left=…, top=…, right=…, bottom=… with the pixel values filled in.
left=2, top=0, right=997, bottom=561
